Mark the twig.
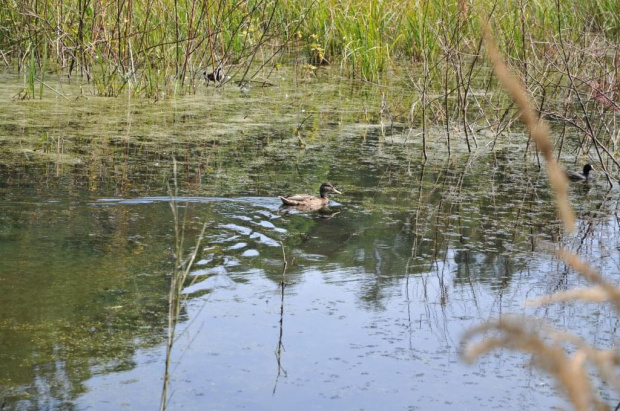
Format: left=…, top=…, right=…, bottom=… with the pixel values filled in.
left=481, top=20, right=575, bottom=232
left=273, top=241, right=288, bottom=394
left=35, top=77, right=69, bottom=100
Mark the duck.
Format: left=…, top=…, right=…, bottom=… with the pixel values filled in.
left=204, top=66, right=229, bottom=86
left=279, top=183, right=342, bottom=209
left=566, top=164, right=594, bottom=182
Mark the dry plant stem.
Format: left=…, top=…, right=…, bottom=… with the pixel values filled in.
left=160, top=159, right=207, bottom=411
left=462, top=20, right=620, bottom=411
left=481, top=22, right=575, bottom=232
left=273, top=242, right=288, bottom=394
left=36, top=76, right=69, bottom=99
left=237, top=0, right=278, bottom=84
left=405, top=164, right=427, bottom=275
left=462, top=316, right=608, bottom=411
left=552, top=249, right=620, bottom=314
left=554, top=0, right=613, bottom=188
left=464, top=236, right=620, bottom=409
left=527, top=286, right=610, bottom=306
left=444, top=53, right=451, bottom=156
left=420, top=0, right=430, bottom=161
left=459, top=31, right=485, bottom=150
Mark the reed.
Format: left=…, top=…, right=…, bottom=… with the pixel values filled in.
left=2, top=0, right=291, bottom=97
left=161, top=159, right=207, bottom=411
left=28, top=46, right=35, bottom=98
left=2, top=0, right=619, bottom=97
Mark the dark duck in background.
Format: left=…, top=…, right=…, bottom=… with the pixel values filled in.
left=566, top=164, right=594, bottom=182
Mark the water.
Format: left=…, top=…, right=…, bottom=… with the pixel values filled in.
left=0, top=71, right=618, bottom=410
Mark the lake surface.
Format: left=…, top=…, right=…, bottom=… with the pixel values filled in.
left=1, top=70, right=618, bottom=410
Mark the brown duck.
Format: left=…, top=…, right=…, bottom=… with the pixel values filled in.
left=279, top=183, right=342, bottom=209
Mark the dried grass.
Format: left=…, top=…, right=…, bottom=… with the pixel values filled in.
left=462, top=22, right=620, bottom=411
left=480, top=23, right=575, bottom=233
left=529, top=250, right=620, bottom=314
left=462, top=316, right=610, bottom=411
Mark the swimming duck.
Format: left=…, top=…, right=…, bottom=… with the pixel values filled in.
left=566, top=164, right=594, bottom=182
left=279, top=183, right=342, bottom=209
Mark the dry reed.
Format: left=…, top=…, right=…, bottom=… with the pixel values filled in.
left=461, top=21, right=620, bottom=411
left=480, top=23, right=575, bottom=233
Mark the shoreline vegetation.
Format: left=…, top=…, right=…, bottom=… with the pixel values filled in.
left=2, top=0, right=619, bottom=163
left=1, top=0, right=618, bottom=91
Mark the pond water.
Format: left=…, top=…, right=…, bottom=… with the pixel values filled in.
left=1, top=70, right=619, bottom=410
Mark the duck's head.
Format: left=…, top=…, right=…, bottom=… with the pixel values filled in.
left=319, top=182, right=342, bottom=197
left=583, top=164, right=594, bottom=176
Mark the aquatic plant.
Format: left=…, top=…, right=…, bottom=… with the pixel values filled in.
left=1, top=0, right=293, bottom=97
left=2, top=0, right=618, bottom=85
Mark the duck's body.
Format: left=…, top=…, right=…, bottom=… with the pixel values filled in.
left=279, top=183, right=341, bottom=210
left=566, top=164, right=594, bottom=182
left=204, top=66, right=230, bottom=86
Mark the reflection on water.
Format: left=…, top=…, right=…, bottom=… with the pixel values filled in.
left=1, top=73, right=619, bottom=409
left=3, top=168, right=619, bottom=409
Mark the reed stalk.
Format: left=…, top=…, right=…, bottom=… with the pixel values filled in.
left=273, top=242, right=288, bottom=394
left=160, top=159, right=207, bottom=411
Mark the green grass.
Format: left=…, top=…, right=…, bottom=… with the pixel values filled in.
left=1, top=0, right=618, bottom=95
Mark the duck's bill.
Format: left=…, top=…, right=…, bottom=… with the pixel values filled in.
left=332, top=188, right=342, bottom=194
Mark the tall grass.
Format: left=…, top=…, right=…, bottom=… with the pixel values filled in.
left=2, top=0, right=290, bottom=97
left=281, top=0, right=620, bottom=80
left=3, top=0, right=618, bottom=90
